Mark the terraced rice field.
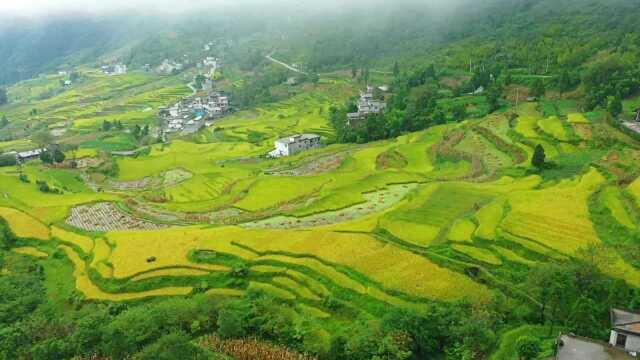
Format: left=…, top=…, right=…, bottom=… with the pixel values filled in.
left=60, top=245, right=193, bottom=301
left=13, top=246, right=48, bottom=258
left=0, top=207, right=50, bottom=240
left=537, top=116, right=569, bottom=141
left=501, top=168, right=605, bottom=254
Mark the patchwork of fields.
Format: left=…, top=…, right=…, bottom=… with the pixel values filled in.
left=2, top=72, right=640, bottom=341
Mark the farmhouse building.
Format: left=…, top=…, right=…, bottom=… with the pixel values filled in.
left=556, top=334, right=633, bottom=360
left=269, top=134, right=321, bottom=158
left=347, top=86, right=387, bottom=127
left=157, top=59, right=184, bottom=75
left=610, top=308, right=640, bottom=356
left=102, top=64, right=127, bottom=76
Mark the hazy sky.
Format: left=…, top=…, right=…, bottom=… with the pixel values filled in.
left=0, top=0, right=467, bottom=18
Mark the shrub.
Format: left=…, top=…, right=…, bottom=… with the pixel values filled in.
left=516, top=336, right=541, bottom=360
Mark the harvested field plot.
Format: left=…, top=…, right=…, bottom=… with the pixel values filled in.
left=67, top=202, right=166, bottom=232
left=106, top=168, right=192, bottom=191
left=269, top=151, right=350, bottom=176
left=243, top=184, right=416, bottom=229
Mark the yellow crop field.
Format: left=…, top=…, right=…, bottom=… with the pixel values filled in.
left=567, top=113, right=589, bottom=123
left=236, top=229, right=491, bottom=301
left=502, top=168, right=605, bottom=254
left=272, top=277, right=320, bottom=300
left=107, top=226, right=257, bottom=278
left=515, top=116, right=540, bottom=138
left=474, top=199, right=505, bottom=240
left=492, top=246, right=535, bottom=265
left=0, top=207, right=50, bottom=240
left=13, top=246, right=48, bottom=258
left=297, top=304, right=330, bottom=319
left=257, top=254, right=366, bottom=294
left=131, top=267, right=212, bottom=281
left=602, top=187, right=635, bottom=229
left=205, top=288, right=245, bottom=297
left=381, top=218, right=441, bottom=246
left=60, top=246, right=192, bottom=301
left=448, top=219, right=477, bottom=242
left=249, top=282, right=296, bottom=300
left=234, top=176, right=328, bottom=211
left=51, top=226, right=94, bottom=254
left=629, top=177, right=640, bottom=207
left=537, top=116, right=568, bottom=141
left=452, top=244, right=502, bottom=265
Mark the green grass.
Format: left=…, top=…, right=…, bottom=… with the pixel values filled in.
left=490, top=325, right=560, bottom=360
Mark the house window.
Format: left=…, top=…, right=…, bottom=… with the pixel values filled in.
left=616, top=333, right=627, bottom=347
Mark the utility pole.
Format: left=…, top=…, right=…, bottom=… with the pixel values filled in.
left=545, top=55, right=550, bottom=74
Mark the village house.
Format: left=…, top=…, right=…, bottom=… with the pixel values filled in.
left=610, top=308, right=640, bottom=356
left=1, top=148, right=45, bottom=163
left=346, top=86, right=387, bottom=127
left=555, top=308, right=640, bottom=360
left=159, top=91, right=231, bottom=134
left=102, top=64, right=127, bottom=76
left=157, top=59, right=184, bottom=75
left=269, top=134, right=321, bottom=158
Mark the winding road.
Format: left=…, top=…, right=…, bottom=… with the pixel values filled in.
left=266, top=53, right=307, bottom=75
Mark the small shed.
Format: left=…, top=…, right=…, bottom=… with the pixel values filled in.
left=610, top=308, right=640, bottom=355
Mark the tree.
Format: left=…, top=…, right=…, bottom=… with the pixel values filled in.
left=139, top=332, right=206, bottom=360
left=0, top=115, right=8, bottom=128
left=486, top=85, right=502, bottom=113
left=102, top=120, right=113, bottom=132
left=516, top=336, right=541, bottom=360
left=452, top=104, right=467, bottom=122
left=132, top=125, right=142, bottom=140
left=393, top=61, right=400, bottom=77
left=531, top=79, right=546, bottom=98
left=0, top=88, right=7, bottom=106
left=531, top=144, right=546, bottom=169
left=217, top=307, right=246, bottom=339
left=0, top=154, right=16, bottom=167
left=608, top=96, right=623, bottom=118
left=558, top=70, right=572, bottom=94
left=351, top=64, right=358, bottom=78
left=53, top=149, right=66, bottom=163
left=39, top=150, right=53, bottom=164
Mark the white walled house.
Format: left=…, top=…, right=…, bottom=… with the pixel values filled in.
left=610, top=308, right=640, bottom=356
left=269, top=134, right=321, bottom=158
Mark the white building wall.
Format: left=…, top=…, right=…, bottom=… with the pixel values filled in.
left=626, top=334, right=640, bottom=353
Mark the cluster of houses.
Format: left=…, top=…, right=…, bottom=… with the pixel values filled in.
left=269, top=134, right=321, bottom=158
left=556, top=308, right=640, bottom=359
left=347, top=85, right=387, bottom=127
left=157, top=59, right=184, bottom=75
left=101, top=64, right=127, bottom=76
left=159, top=91, right=230, bottom=134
